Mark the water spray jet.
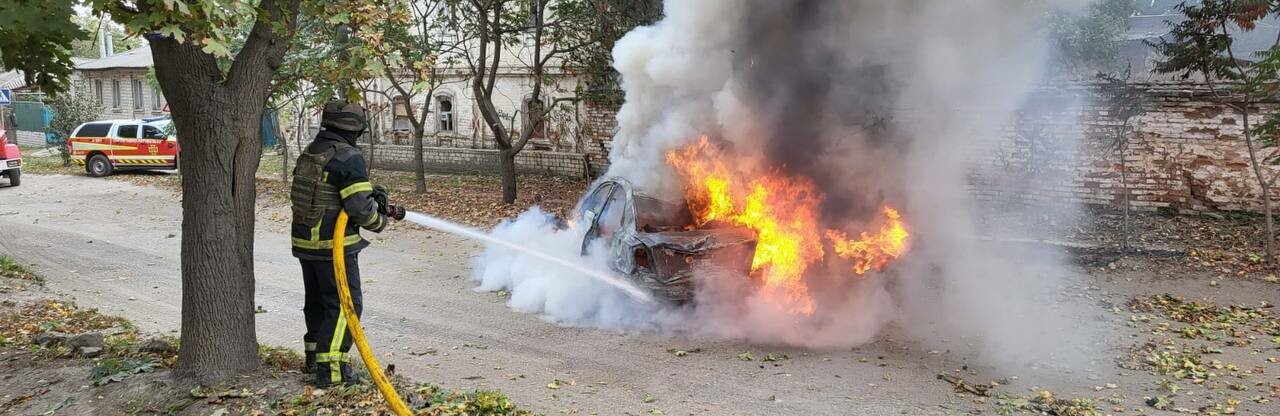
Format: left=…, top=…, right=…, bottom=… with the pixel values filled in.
left=402, top=211, right=654, bottom=304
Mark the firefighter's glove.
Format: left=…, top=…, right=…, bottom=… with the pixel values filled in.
left=371, top=185, right=390, bottom=210
left=385, top=204, right=406, bottom=221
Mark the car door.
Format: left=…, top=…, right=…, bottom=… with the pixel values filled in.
left=68, top=122, right=115, bottom=165
left=110, top=123, right=142, bottom=166
left=141, top=124, right=177, bottom=167
left=579, top=182, right=616, bottom=255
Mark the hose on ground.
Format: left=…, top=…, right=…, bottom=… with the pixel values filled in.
left=333, top=210, right=412, bottom=416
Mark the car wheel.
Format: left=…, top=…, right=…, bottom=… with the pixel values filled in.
left=87, top=154, right=113, bottom=177
left=7, top=168, right=18, bottom=186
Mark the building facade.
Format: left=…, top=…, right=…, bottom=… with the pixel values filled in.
left=70, top=47, right=167, bottom=120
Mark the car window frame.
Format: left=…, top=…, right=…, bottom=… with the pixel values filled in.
left=75, top=122, right=113, bottom=138
left=579, top=182, right=618, bottom=255
left=115, top=124, right=141, bottom=139
left=141, top=124, right=167, bottom=140
left=596, top=188, right=627, bottom=240
left=578, top=183, right=614, bottom=221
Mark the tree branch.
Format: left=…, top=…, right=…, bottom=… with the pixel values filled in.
left=227, top=0, right=300, bottom=93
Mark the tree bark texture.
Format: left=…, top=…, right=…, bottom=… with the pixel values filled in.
left=499, top=148, right=517, bottom=203
left=1236, top=105, right=1276, bottom=265
left=149, top=0, right=298, bottom=385
left=414, top=126, right=427, bottom=193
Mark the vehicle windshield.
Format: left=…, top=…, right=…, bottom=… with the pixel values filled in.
left=146, top=120, right=176, bottom=137
left=634, top=195, right=694, bottom=232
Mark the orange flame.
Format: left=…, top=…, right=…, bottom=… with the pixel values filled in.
left=826, top=207, right=911, bottom=274
left=665, top=136, right=911, bottom=314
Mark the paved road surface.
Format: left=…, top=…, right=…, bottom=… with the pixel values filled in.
left=5, top=174, right=1274, bottom=415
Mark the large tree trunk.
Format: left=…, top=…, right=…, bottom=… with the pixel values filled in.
left=153, top=42, right=261, bottom=385
left=414, top=127, right=426, bottom=193
left=499, top=147, right=517, bottom=204
left=147, top=0, right=297, bottom=385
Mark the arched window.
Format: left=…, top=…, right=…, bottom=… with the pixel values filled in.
left=522, top=96, right=547, bottom=143
left=436, top=96, right=454, bottom=132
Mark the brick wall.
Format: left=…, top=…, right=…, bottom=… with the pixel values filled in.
left=15, top=130, right=45, bottom=147
left=581, top=101, right=619, bottom=176
left=971, top=82, right=1280, bottom=213
left=359, top=144, right=589, bottom=178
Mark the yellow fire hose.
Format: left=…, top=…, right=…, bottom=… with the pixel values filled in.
left=332, top=210, right=413, bottom=416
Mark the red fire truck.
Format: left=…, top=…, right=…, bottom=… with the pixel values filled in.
left=0, top=127, right=20, bottom=187
left=68, top=118, right=179, bottom=177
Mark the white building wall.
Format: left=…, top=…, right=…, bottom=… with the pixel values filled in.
left=374, top=70, right=582, bottom=152
left=71, top=68, right=167, bottom=120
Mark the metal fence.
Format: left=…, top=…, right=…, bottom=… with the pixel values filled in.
left=12, top=101, right=48, bottom=133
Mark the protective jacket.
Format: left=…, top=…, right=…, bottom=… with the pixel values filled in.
left=290, top=129, right=385, bottom=260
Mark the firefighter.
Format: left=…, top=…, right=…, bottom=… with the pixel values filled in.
left=290, top=99, right=405, bottom=387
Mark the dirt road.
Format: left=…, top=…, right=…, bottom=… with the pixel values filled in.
left=2, top=174, right=1277, bottom=415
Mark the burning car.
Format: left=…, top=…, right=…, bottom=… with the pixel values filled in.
left=577, top=178, right=757, bottom=303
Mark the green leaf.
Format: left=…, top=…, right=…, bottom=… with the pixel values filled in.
left=159, top=25, right=186, bottom=43
left=200, top=38, right=232, bottom=58
left=412, top=80, right=433, bottom=94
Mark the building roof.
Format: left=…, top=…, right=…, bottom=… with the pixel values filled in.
left=76, top=47, right=153, bottom=71
left=0, top=70, right=24, bottom=90
left=0, top=57, right=91, bottom=91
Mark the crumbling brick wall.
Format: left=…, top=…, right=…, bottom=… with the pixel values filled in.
left=581, top=101, right=620, bottom=177
left=971, top=82, right=1280, bottom=213
left=358, top=143, right=589, bottom=178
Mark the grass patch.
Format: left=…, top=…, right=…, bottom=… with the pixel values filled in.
left=259, top=344, right=303, bottom=372
left=0, top=292, right=532, bottom=414
left=273, top=382, right=533, bottom=415
left=90, top=356, right=160, bottom=386
left=0, top=299, right=129, bottom=346
left=14, top=148, right=77, bottom=175
left=994, top=390, right=1101, bottom=416
left=0, top=255, right=41, bottom=283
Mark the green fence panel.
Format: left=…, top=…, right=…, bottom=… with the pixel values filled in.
left=12, top=101, right=47, bottom=132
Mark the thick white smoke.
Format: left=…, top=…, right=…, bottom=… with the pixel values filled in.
left=474, top=0, right=1102, bottom=367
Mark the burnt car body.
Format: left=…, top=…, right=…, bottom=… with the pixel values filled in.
left=577, top=178, right=757, bottom=303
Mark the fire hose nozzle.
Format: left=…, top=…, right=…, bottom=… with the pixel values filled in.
left=387, top=205, right=406, bottom=221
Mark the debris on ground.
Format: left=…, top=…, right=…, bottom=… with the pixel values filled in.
left=0, top=262, right=533, bottom=415
left=993, top=390, right=1101, bottom=416
left=937, top=374, right=992, bottom=397
left=666, top=348, right=702, bottom=357
left=977, top=208, right=1276, bottom=280
left=763, top=352, right=788, bottom=362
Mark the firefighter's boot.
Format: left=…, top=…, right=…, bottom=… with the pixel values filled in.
left=303, top=342, right=317, bottom=374
left=341, top=363, right=366, bottom=386
left=313, top=361, right=364, bottom=388
left=303, top=354, right=317, bottom=375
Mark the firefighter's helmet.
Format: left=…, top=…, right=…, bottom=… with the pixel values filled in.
left=321, top=100, right=368, bottom=133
